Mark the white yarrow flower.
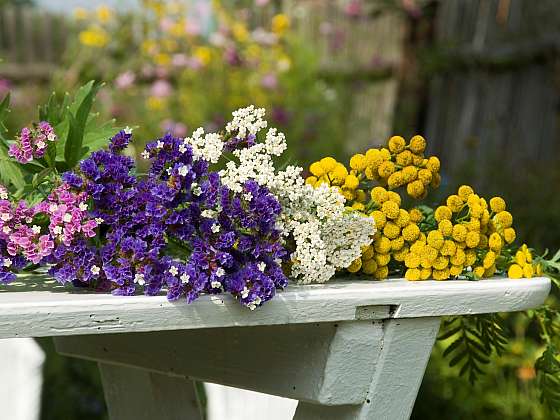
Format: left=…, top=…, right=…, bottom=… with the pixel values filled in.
left=134, top=273, right=145, bottom=286
left=32, top=225, right=41, bottom=234
left=141, top=150, right=150, bottom=159
left=90, top=265, right=101, bottom=275
left=124, top=126, right=133, bottom=134
left=169, top=266, right=179, bottom=276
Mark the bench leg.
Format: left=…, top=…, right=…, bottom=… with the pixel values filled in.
left=293, top=317, right=441, bottom=420
left=99, top=363, right=201, bottom=420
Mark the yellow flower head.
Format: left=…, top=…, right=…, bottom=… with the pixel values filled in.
left=349, top=154, right=367, bottom=171
left=79, top=27, right=109, bottom=48
left=465, top=250, right=477, bottom=266
left=409, top=135, right=426, bottom=154
left=420, top=267, right=433, bottom=280
left=438, top=219, right=453, bottom=236
left=375, top=253, right=391, bottom=267
left=441, top=240, right=457, bottom=257
left=452, top=224, right=468, bottom=243
left=450, top=265, right=463, bottom=276
left=388, top=136, right=406, bottom=153
left=362, top=258, right=378, bottom=275
left=504, top=227, right=516, bottom=244
left=374, top=236, right=392, bottom=254
left=396, top=150, right=413, bottom=167
left=465, top=231, right=481, bottom=248
left=74, top=7, right=89, bottom=20
left=490, top=196, right=507, bottom=213
left=351, top=202, right=365, bottom=211
left=347, top=258, right=362, bottom=273
left=493, top=211, right=513, bottom=229
left=365, top=148, right=383, bottom=168
left=343, top=174, right=360, bottom=190
left=378, top=161, right=396, bottom=179
left=434, top=206, right=452, bottom=222
left=371, top=186, right=389, bottom=204
left=508, top=264, right=524, bottom=279
left=450, top=248, right=466, bottom=266
left=406, top=180, right=425, bottom=199
left=523, top=264, right=534, bottom=278
left=458, top=185, right=474, bottom=200
left=96, top=5, right=113, bottom=23
left=393, top=246, right=409, bottom=262
left=395, top=209, right=410, bottom=228
left=431, top=173, right=442, bottom=189
left=402, top=224, right=420, bottom=242
left=309, top=161, right=325, bottom=177
left=483, top=251, right=496, bottom=269
left=361, top=245, right=374, bottom=260
left=426, top=156, right=441, bottom=174
left=401, top=165, right=418, bottom=183
left=380, top=148, right=392, bottom=161
left=405, top=268, right=421, bottom=281
left=474, top=266, right=486, bottom=278
left=488, top=232, right=503, bottom=252
left=446, top=194, right=464, bottom=213
left=433, top=268, right=450, bottom=281
left=409, top=208, right=424, bottom=223
left=331, top=163, right=349, bottom=184
left=418, top=169, right=433, bottom=186
left=305, top=176, right=317, bottom=186
left=272, top=14, right=290, bottom=35
left=381, top=200, right=400, bottom=219
left=320, top=157, right=338, bottom=172
left=391, top=236, right=405, bottom=251
left=427, top=230, right=445, bottom=250
left=371, top=210, right=387, bottom=230
left=387, top=191, right=401, bottom=206
left=383, top=222, right=401, bottom=239
left=374, top=266, right=389, bottom=279
left=388, top=172, right=405, bottom=189
left=405, top=252, right=422, bottom=269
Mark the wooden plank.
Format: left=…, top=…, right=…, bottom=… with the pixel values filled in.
left=99, top=363, right=201, bottom=420
left=0, top=275, right=550, bottom=339
left=293, top=317, right=441, bottom=419
left=56, top=320, right=385, bottom=406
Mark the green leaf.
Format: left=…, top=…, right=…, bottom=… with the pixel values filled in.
left=0, top=144, right=25, bottom=190
left=0, top=93, right=10, bottom=136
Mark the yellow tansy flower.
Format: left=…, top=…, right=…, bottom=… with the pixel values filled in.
left=388, top=136, right=406, bottom=153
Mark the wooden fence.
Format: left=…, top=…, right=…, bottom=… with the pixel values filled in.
left=0, top=5, right=68, bottom=80
left=423, top=0, right=560, bottom=183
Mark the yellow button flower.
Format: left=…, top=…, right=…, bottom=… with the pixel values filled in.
left=426, top=156, right=441, bottom=173
left=320, top=157, right=338, bottom=172
left=418, top=169, right=433, bottom=186
left=309, top=162, right=325, bottom=177
left=434, top=206, right=452, bottom=222
left=375, top=253, right=391, bottom=266
left=508, top=264, right=524, bottom=279
left=438, top=219, right=453, bottom=236
left=489, top=196, right=507, bottom=213
left=494, top=211, right=513, bottom=228
left=347, top=258, right=362, bottom=273
left=343, top=174, right=360, bottom=190
left=349, top=154, right=367, bottom=171
left=396, top=151, right=413, bottom=167
left=458, top=185, right=474, bottom=200
left=446, top=194, right=464, bottom=212
left=362, top=259, right=378, bottom=275
left=388, top=136, right=406, bottom=153
left=406, top=180, right=425, bottom=199
left=374, top=236, right=392, bottom=254
left=409, top=135, right=426, bottom=154
left=381, top=201, right=400, bottom=219
left=402, top=224, right=420, bottom=242
left=489, top=232, right=503, bottom=252
left=409, top=208, right=424, bottom=223
left=383, top=222, right=401, bottom=239
left=427, top=230, right=445, bottom=250
left=370, top=210, right=387, bottom=230
left=374, top=266, right=389, bottom=279
left=483, top=251, right=496, bottom=269
left=465, top=231, right=480, bottom=248
left=378, top=161, right=396, bottom=178
left=405, top=268, right=421, bottom=281
left=504, top=227, right=516, bottom=244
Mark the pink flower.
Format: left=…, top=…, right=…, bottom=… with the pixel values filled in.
left=261, top=73, right=278, bottom=90
left=150, top=79, right=173, bottom=98
left=115, top=71, right=136, bottom=90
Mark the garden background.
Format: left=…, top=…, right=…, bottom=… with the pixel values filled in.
left=1, top=0, right=559, bottom=418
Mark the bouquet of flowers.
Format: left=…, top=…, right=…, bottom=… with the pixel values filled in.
left=0, top=83, right=374, bottom=309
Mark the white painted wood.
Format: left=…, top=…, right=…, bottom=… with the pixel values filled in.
left=55, top=321, right=384, bottom=405
left=99, top=363, right=201, bottom=420
left=293, top=317, right=440, bottom=420
left=0, top=275, right=550, bottom=339
left=205, top=383, right=298, bottom=420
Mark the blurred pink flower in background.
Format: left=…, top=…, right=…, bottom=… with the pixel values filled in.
left=185, top=21, right=202, bottom=36
left=261, top=73, right=278, bottom=90
left=172, top=54, right=190, bottom=67
left=0, top=79, right=10, bottom=97
left=115, top=71, right=136, bottom=90
left=160, top=17, right=174, bottom=32
left=401, top=0, right=422, bottom=18
left=224, top=48, right=242, bottom=66
left=255, top=0, right=270, bottom=6
left=344, top=0, right=364, bottom=17
left=150, top=80, right=173, bottom=98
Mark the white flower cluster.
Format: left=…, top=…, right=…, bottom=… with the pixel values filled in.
left=225, top=105, right=267, bottom=138
left=218, top=107, right=376, bottom=284
left=183, top=127, right=224, bottom=164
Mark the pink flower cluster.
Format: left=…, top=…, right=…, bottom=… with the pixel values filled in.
left=8, top=122, right=57, bottom=164
left=0, top=184, right=98, bottom=265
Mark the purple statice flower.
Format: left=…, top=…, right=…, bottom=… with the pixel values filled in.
left=143, top=134, right=288, bottom=309
left=8, top=122, right=57, bottom=164
left=0, top=183, right=96, bottom=281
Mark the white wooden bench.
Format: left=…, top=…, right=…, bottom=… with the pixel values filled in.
left=0, top=275, right=550, bottom=420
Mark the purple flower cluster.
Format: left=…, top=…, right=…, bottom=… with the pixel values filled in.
left=46, top=130, right=288, bottom=308
left=143, top=133, right=287, bottom=307
left=8, top=122, right=57, bottom=164
left=0, top=183, right=97, bottom=282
